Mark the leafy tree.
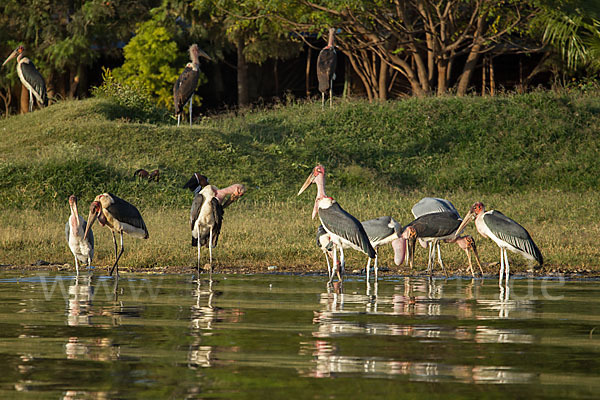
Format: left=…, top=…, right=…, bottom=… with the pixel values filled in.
left=113, top=15, right=184, bottom=109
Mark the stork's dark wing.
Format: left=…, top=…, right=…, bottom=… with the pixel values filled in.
left=412, top=197, right=460, bottom=219
left=317, top=48, right=337, bottom=92
left=319, top=202, right=375, bottom=258
left=361, top=216, right=395, bottom=243
left=484, top=211, right=543, bottom=265
left=190, top=193, right=205, bottom=230
left=210, top=198, right=224, bottom=247
left=406, top=212, right=461, bottom=238
left=106, top=193, right=148, bottom=236
left=21, top=60, right=47, bottom=106
left=173, top=66, right=199, bottom=114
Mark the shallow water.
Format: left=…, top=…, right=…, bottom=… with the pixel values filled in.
left=0, top=272, right=598, bottom=399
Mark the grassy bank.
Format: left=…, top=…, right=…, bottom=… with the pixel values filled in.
left=1, top=92, right=600, bottom=274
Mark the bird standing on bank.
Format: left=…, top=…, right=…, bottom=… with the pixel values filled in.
left=2, top=45, right=47, bottom=112
left=65, top=195, right=94, bottom=275
left=174, top=44, right=212, bottom=127
left=183, top=172, right=246, bottom=208
left=317, top=28, right=337, bottom=108
left=84, top=193, right=148, bottom=276
left=456, top=202, right=543, bottom=285
left=190, top=185, right=224, bottom=272
left=411, top=197, right=483, bottom=277
left=298, top=165, right=375, bottom=284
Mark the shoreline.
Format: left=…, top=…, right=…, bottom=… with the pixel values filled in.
left=3, top=263, right=600, bottom=280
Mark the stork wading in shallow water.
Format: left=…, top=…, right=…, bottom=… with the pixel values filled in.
left=2, top=45, right=47, bottom=112
left=183, top=172, right=246, bottom=208
left=65, top=195, right=94, bottom=275
left=174, top=44, right=212, bottom=127
left=411, top=197, right=483, bottom=277
left=298, top=165, right=375, bottom=284
left=456, top=202, right=543, bottom=286
left=317, top=216, right=406, bottom=281
left=317, top=28, right=337, bottom=108
left=84, top=193, right=148, bottom=276
left=190, top=185, right=224, bottom=272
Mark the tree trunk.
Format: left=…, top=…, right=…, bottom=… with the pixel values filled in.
left=457, top=16, right=486, bottom=96
left=378, top=56, right=388, bottom=100
left=305, top=47, right=311, bottom=98
left=437, top=60, right=448, bottom=95
left=236, top=37, right=249, bottom=107
left=20, top=84, right=29, bottom=114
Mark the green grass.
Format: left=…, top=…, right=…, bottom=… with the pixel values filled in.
left=1, top=92, right=600, bottom=273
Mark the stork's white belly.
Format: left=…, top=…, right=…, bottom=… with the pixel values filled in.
left=193, top=201, right=217, bottom=240
left=69, top=225, right=93, bottom=264
left=113, top=220, right=147, bottom=239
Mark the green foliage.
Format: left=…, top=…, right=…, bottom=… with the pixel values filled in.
left=92, top=67, right=169, bottom=123
left=113, top=15, right=185, bottom=109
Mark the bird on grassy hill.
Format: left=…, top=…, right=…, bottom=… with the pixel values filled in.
left=456, top=202, right=543, bottom=286
left=84, top=193, right=148, bottom=276
left=190, top=185, right=224, bottom=272
left=2, top=45, right=47, bottom=112
left=411, top=197, right=483, bottom=277
left=317, top=28, right=337, bottom=109
left=298, top=164, right=375, bottom=284
left=65, top=195, right=94, bottom=275
left=317, top=216, right=405, bottom=281
left=174, top=44, right=212, bottom=127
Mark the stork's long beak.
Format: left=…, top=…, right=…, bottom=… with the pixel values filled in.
left=298, top=172, right=315, bottom=196
left=454, top=211, right=474, bottom=239
left=198, top=48, right=212, bottom=61
left=84, top=207, right=98, bottom=240
left=2, top=50, right=17, bottom=67
left=391, top=238, right=406, bottom=266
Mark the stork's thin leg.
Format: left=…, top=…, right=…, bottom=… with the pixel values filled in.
left=437, top=242, right=448, bottom=277
left=465, top=249, right=474, bottom=277
left=499, top=248, right=505, bottom=287
left=324, top=252, right=332, bottom=278
left=209, top=228, right=213, bottom=274
left=366, top=257, right=371, bottom=282
left=74, top=257, right=79, bottom=276
left=328, top=247, right=338, bottom=285
left=29, top=90, right=33, bottom=112
left=197, top=236, right=201, bottom=273
left=177, top=114, right=181, bottom=127
left=427, top=243, right=433, bottom=273
left=374, top=250, right=379, bottom=281
left=504, top=249, right=510, bottom=286
left=109, top=231, right=124, bottom=276
left=321, top=92, right=325, bottom=109
left=329, top=83, right=333, bottom=108
left=189, top=95, right=193, bottom=126
left=338, top=246, right=345, bottom=283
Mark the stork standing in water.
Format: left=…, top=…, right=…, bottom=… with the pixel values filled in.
left=65, top=195, right=94, bottom=275
left=183, top=172, right=246, bottom=208
left=190, top=185, right=224, bottom=272
left=298, top=165, right=375, bottom=284
left=456, top=202, right=543, bottom=286
left=317, top=216, right=405, bottom=281
left=174, top=44, right=212, bottom=127
left=84, top=193, right=148, bottom=276
left=317, top=28, right=337, bottom=108
left=411, top=197, right=484, bottom=277
left=2, top=45, right=47, bottom=112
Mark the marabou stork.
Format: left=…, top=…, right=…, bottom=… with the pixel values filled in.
left=190, top=185, right=224, bottom=272
left=298, top=165, right=375, bottom=284
left=411, top=197, right=483, bottom=277
left=65, top=195, right=94, bottom=275
left=317, top=28, right=337, bottom=109
left=2, top=45, right=47, bottom=112
left=456, top=202, right=543, bottom=285
left=84, top=193, right=148, bottom=276
left=317, top=216, right=406, bottom=281
left=174, top=44, right=212, bottom=127
left=183, top=172, right=246, bottom=208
